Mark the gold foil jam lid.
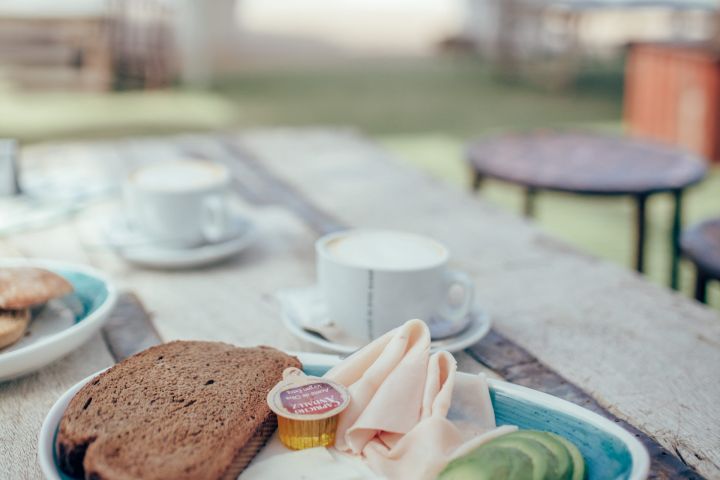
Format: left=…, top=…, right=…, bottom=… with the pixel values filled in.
left=267, top=367, right=350, bottom=421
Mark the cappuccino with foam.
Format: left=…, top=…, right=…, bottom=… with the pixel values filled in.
left=124, top=159, right=232, bottom=246
left=324, top=230, right=445, bottom=270
left=130, top=160, right=229, bottom=192
left=316, top=229, right=474, bottom=342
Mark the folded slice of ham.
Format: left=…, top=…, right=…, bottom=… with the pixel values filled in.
left=325, top=319, right=510, bottom=480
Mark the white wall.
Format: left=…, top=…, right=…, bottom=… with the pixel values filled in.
left=240, top=0, right=465, bottom=55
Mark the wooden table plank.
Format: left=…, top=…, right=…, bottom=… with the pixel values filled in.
left=214, top=131, right=705, bottom=479
left=234, top=128, right=720, bottom=478
left=3, top=131, right=719, bottom=478
left=101, top=293, right=162, bottom=362
left=469, top=332, right=701, bottom=479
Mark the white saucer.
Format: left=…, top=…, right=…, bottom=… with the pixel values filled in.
left=104, top=215, right=257, bottom=270
left=278, top=286, right=492, bottom=354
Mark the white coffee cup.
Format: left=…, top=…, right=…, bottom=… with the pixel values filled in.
left=316, top=229, right=475, bottom=342
left=124, top=159, right=232, bottom=247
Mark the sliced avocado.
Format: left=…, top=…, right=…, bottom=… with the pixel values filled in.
left=480, top=437, right=553, bottom=480
left=438, top=446, right=534, bottom=480
left=550, top=433, right=586, bottom=480
left=509, top=431, right=573, bottom=480
left=437, top=430, right=581, bottom=480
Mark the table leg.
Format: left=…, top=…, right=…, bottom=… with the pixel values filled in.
left=471, top=172, right=484, bottom=192
left=694, top=269, right=708, bottom=303
left=635, top=194, right=648, bottom=273
left=670, top=189, right=683, bottom=290
left=524, top=188, right=537, bottom=218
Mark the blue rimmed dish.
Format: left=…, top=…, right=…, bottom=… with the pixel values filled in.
left=38, top=352, right=648, bottom=479
left=0, top=259, right=117, bottom=382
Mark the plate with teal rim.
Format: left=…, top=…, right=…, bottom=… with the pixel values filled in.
left=39, top=352, right=649, bottom=480
left=0, top=259, right=117, bottom=382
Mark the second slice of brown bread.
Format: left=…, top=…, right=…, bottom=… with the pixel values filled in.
left=56, top=341, right=301, bottom=480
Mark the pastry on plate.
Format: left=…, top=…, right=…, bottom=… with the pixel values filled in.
left=0, top=267, right=73, bottom=350
left=56, top=341, right=302, bottom=480
left=0, top=308, right=31, bottom=349
left=0, top=267, right=73, bottom=310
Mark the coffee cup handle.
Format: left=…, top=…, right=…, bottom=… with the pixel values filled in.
left=202, top=195, right=228, bottom=242
left=437, top=270, right=475, bottom=326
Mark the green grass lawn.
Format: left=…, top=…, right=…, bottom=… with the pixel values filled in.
left=213, top=58, right=622, bottom=136
left=0, top=57, right=717, bottom=306
left=0, top=87, right=240, bottom=143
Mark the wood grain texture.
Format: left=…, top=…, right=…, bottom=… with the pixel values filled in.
left=3, top=131, right=719, bottom=479
left=0, top=136, right=489, bottom=480
left=234, top=128, right=720, bottom=478
left=468, top=331, right=703, bottom=479
left=222, top=131, right=710, bottom=479
left=101, top=292, right=161, bottom=362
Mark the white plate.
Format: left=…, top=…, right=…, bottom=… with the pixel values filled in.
left=0, top=259, right=117, bottom=381
left=39, top=352, right=649, bottom=480
left=105, top=215, right=257, bottom=269
left=280, top=293, right=491, bottom=355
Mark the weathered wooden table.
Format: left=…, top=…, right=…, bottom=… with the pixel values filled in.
left=466, top=131, right=708, bottom=289
left=1, top=130, right=718, bottom=479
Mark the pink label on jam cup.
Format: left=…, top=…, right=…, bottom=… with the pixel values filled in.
left=280, top=382, right=344, bottom=415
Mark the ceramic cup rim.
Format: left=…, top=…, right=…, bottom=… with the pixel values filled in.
left=315, top=228, right=450, bottom=272
left=126, top=159, right=231, bottom=196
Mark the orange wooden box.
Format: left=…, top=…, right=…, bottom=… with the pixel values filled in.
left=624, top=42, right=718, bottom=164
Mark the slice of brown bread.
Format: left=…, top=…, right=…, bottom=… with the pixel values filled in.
left=0, top=308, right=30, bottom=349
left=0, top=267, right=73, bottom=309
left=56, top=341, right=301, bottom=480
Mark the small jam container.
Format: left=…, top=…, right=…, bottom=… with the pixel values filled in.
left=267, top=367, right=350, bottom=450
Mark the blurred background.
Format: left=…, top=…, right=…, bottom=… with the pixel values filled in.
left=0, top=0, right=718, bottom=302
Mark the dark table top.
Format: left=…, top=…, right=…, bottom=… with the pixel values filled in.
left=682, top=218, right=720, bottom=278
left=466, top=131, right=708, bottom=195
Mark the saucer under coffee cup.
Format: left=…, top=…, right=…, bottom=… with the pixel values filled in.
left=123, top=159, right=233, bottom=248
left=315, top=229, right=475, bottom=343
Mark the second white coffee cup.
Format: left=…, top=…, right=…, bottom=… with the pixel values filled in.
left=124, top=159, right=232, bottom=247
left=316, top=229, right=475, bottom=342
